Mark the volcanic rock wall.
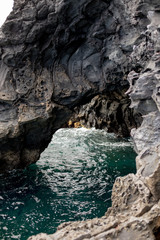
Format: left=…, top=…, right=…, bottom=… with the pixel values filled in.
left=67, top=91, right=142, bottom=137
left=0, top=0, right=145, bottom=170
left=0, top=0, right=160, bottom=239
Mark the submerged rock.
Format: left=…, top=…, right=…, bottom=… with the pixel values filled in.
left=0, top=0, right=160, bottom=239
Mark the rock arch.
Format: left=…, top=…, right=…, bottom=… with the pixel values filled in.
left=0, top=0, right=160, bottom=239
left=0, top=0, right=141, bottom=171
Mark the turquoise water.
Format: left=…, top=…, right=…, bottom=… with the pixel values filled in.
left=0, top=128, right=136, bottom=240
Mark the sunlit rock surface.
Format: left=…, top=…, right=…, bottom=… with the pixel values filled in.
left=0, top=0, right=160, bottom=239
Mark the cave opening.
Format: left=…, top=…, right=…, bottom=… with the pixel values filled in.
left=66, top=91, right=142, bottom=138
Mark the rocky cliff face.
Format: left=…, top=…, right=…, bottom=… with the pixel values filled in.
left=0, top=0, right=160, bottom=239
left=0, top=0, right=144, bottom=171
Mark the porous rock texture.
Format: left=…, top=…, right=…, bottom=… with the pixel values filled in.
left=0, top=0, right=143, bottom=171
left=66, top=91, right=142, bottom=137
left=0, top=0, right=160, bottom=239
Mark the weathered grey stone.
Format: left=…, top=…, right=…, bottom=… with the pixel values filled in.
left=28, top=201, right=160, bottom=240
left=0, top=0, right=144, bottom=171
left=0, top=0, right=160, bottom=239
left=67, top=92, right=141, bottom=137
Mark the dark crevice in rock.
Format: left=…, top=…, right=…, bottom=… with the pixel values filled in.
left=154, top=227, right=160, bottom=240
left=152, top=216, right=160, bottom=240
left=67, top=91, right=142, bottom=137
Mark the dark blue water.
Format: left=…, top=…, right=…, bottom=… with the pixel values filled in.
left=0, top=128, right=136, bottom=240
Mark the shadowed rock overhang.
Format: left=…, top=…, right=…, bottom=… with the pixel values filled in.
left=0, top=0, right=145, bottom=171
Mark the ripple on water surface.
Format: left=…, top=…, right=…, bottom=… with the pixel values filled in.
left=0, top=128, right=136, bottom=240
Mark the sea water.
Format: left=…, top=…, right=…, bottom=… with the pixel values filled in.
left=0, top=128, right=136, bottom=240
